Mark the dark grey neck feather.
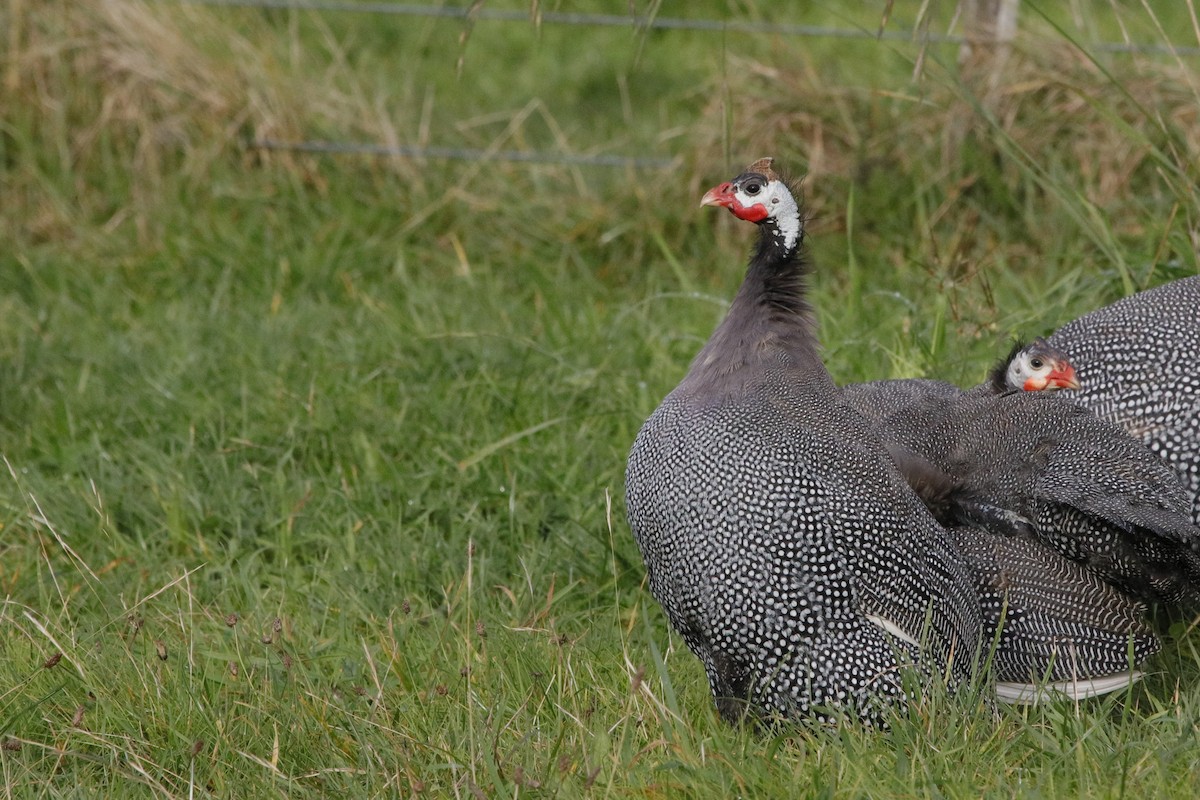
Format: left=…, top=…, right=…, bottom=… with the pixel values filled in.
left=682, top=216, right=831, bottom=395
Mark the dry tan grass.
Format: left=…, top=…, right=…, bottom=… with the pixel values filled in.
left=693, top=33, right=1200, bottom=225
left=679, top=29, right=1200, bottom=355
left=3, top=1, right=1197, bottom=264
left=2, top=0, right=433, bottom=244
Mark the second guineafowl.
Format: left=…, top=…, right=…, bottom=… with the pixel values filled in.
left=843, top=337, right=1079, bottom=427
left=990, top=338, right=1081, bottom=394
left=843, top=319, right=1200, bottom=607
left=849, top=385, right=1200, bottom=607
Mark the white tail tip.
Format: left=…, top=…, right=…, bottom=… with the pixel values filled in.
left=995, top=671, right=1145, bottom=704
left=865, top=614, right=921, bottom=648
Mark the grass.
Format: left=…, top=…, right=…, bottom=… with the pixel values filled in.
left=2, top=0, right=1200, bottom=795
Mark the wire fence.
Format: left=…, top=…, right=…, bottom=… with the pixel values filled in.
left=185, top=0, right=1200, bottom=54
left=185, top=0, right=961, bottom=43
left=252, top=139, right=677, bottom=168
left=180, top=0, right=1200, bottom=169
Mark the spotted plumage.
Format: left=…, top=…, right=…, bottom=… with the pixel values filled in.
left=625, top=159, right=1157, bottom=727
left=839, top=339, right=1075, bottom=535
left=844, top=385, right=1200, bottom=606
left=1047, top=276, right=1200, bottom=525
left=843, top=316, right=1200, bottom=607
left=843, top=338, right=1080, bottom=428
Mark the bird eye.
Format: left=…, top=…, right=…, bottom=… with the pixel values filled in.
left=1030, top=358, right=1044, bottom=369
left=744, top=182, right=761, bottom=195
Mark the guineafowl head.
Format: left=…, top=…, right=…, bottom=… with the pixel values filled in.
left=700, top=157, right=804, bottom=254
left=997, top=338, right=1081, bottom=393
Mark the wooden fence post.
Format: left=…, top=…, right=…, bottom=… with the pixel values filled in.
left=958, top=0, right=1020, bottom=90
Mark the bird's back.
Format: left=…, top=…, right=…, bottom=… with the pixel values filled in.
left=1048, top=276, right=1200, bottom=523
left=862, top=388, right=1200, bottom=604
left=840, top=377, right=964, bottom=423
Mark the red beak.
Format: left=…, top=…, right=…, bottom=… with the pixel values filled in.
left=1046, top=364, right=1081, bottom=391
left=701, top=182, right=735, bottom=208
left=1026, top=363, right=1080, bottom=392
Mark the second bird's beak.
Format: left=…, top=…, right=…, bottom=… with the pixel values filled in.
left=1046, top=364, right=1081, bottom=391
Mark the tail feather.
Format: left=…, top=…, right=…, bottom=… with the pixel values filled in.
left=995, top=671, right=1145, bottom=704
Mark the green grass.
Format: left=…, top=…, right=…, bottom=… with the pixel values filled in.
left=2, top=0, right=1200, bottom=795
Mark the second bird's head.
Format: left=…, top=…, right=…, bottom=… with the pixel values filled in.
left=1005, top=337, right=1081, bottom=392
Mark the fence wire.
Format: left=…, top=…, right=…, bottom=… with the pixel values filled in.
left=253, top=139, right=676, bottom=168
left=185, top=0, right=959, bottom=43
left=180, top=0, right=1200, bottom=168
left=184, top=0, right=1200, bottom=55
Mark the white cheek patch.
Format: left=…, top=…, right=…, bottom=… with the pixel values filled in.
left=733, top=180, right=802, bottom=252
left=772, top=185, right=801, bottom=252
left=1007, top=357, right=1028, bottom=389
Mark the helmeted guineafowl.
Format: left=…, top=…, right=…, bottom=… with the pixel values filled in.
left=840, top=340, right=1079, bottom=540
left=624, top=159, right=1157, bottom=727
left=843, top=338, right=1079, bottom=429
left=844, top=367, right=1200, bottom=607
left=1046, top=276, right=1200, bottom=525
